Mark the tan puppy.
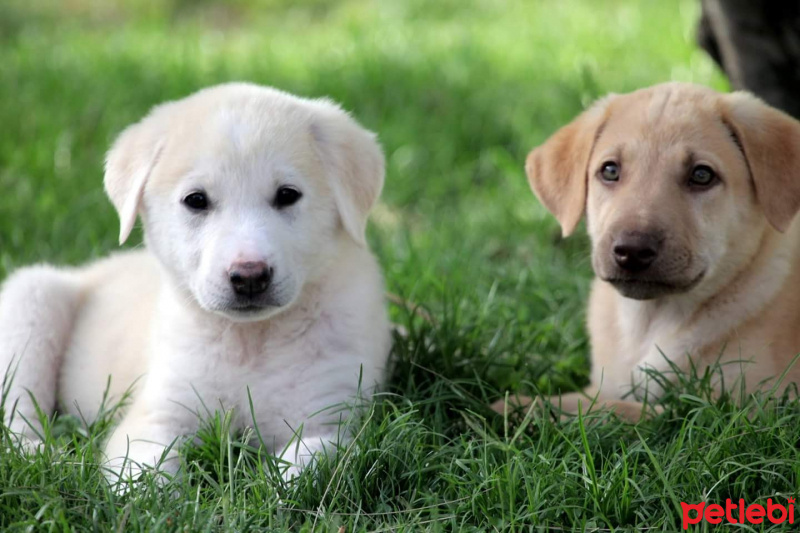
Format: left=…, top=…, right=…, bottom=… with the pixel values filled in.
left=495, top=82, right=800, bottom=421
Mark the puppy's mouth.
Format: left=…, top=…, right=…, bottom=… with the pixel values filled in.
left=604, top=271, right=705, bottom=300
left=229, top=304, right=272, bottom=313
left=210, top=295, right=288, bottom=321
left=226, top=296, right=285, bottom=313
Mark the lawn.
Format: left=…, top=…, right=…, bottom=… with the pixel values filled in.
left=2, top=0, right=799, bottom=531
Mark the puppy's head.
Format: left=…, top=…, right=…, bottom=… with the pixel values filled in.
left=104, top=83, right=384, bottom=321
left=526, top=83, right=800, bottom=300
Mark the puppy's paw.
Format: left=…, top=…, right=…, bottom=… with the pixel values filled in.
left=3, top=431, right=45, bottom=455
left=104, top=456, right=141, bottom=485
left=490, top=394, right=537, bottom=415
left=20, top=437, right=45, bottom=455
left=17, top=436, right=45, bottom=455
left=103, top=457, right=177, bottom=497
left=281, top=463, right=303, bottom=483
left=491, top=392, right=661, bottom=423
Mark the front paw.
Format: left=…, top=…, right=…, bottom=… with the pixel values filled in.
left=278, top=434, right=338, bottom=483
left=103, top=438, right=180, bottom=486
left=491, top=394, right=538, bottom=415
left=281, top=463, right=304, bottom=482
left=104, top=454, right=180, bottom=496
left=5, top=433, right=45, bottom=455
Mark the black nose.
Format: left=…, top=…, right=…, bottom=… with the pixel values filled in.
left=229, top=261, right=273, bottom=297
left=613, top=232, right=662, bottom=272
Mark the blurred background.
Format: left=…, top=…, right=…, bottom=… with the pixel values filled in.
left=0, top=0, right=726, bottom=393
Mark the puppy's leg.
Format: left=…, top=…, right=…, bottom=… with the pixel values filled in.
left=0, top=265, right=80, bottom=443
left=279, top=432, right=340, bottom=481
left=103, top=396, right=197, bottom=485
left=492, top=390, right=659, bottom=423
left=544, top=391, right=657, bottom=422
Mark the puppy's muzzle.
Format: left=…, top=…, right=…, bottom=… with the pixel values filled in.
left=228, top=261, right=273, bottom=297
left=612, top=231, right=663, bottom=273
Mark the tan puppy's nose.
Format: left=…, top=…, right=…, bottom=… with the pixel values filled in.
left=613, top=232, right=662, bottom=272
left=228, top=261, right=273, bottom=297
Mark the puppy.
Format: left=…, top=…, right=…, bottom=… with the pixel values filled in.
left=494, top=82, right=800, bottom=421
left=0, top=83, right=392, bottom=481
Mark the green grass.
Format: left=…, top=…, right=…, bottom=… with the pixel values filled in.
left=2, top=0, right=799, bottom=531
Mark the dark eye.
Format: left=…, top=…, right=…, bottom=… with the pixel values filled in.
left=600, top=161, right=620, bottom=182
left=689, top=165, right=717, bottom=187
left=183, top=191, right=209, bottom=211
left=274, top=186, right=302, bottom=208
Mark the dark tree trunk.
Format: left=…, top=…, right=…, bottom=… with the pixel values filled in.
left=698, top=0, right=800, bottom=118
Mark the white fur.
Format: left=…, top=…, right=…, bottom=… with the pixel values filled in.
left=0, top=83, right=391, bottom=483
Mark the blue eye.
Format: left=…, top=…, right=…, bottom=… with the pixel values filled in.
left=600, top=162, right=620, bottom=182
left=689, top=165, right=717, bottom=187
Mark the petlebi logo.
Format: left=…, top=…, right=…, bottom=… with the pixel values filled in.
left=681, top=498, right=796, bottom=529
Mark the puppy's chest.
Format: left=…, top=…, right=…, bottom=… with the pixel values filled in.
left=157, top=318, right=361, bottom=431
left=220, top=327, right=293, bottom=365
left=614, top=303, right=698, bottom=371
left=167, top=315, right=348, bottom=385
left=189, top=325, right=320, bottom=367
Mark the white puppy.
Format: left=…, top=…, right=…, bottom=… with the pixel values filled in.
left=0, top=83, right=391, bottom=482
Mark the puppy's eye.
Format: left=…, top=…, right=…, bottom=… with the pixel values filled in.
left=274, top=186, right=302, bottom=209
left=689, top=165, right=717, bottom=188
left=183, top=192, right=209, bottom=211
left=600, top=162, right=620, bottom=182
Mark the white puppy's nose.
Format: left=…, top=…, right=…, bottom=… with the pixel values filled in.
left=228, top=261, right=273, bottom=297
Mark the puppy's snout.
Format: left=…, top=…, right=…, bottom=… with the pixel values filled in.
left=228, top=261, right=273, bottom=297
left=612, top=232, right=663, bottom=273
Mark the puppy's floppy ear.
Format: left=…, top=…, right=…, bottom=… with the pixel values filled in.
left=311, top=103, right=385, bottom=246
left=721, top=92, right=800, bottom=232
left=525, top=96, right=614, bottom=237
left=104, top=106, right=169, bottom=245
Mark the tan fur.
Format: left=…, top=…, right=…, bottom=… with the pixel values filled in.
left=525, top=96, right=614, bottom=237
left=494, top=83, right=800, bottom=421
